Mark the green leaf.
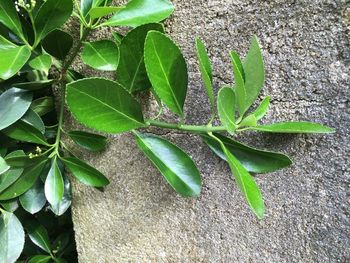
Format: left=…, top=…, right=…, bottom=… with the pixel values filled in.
left=31, top=96, right=54, bottom=116
left=0, top=199, right=18, bottom=212
left=0, top=156, right=9, bottom=175
left=14, top=79, right=55, bottom=91
left=68, top=131, right=107, bottom=152
left=0, top=34, right=17, bottom=49
left=29, top=54, right=52, bottom=74
left=61, top=157, right=109, bottom=187
left=117, top=23, right=164, bottom=93
left=88, top=6, right=124, bottom=19
left=0, top=45, right=31, bottom=79
left=210, top=134, right=265, bottom=219
left=42, top=30, right=73, bottom=60
left=253, top=121, right=335, bottom=134
left=252, top=96, right=270, bottom=120
left=144, top=31, right=188, bottom=117
left=217, top=87, right=236, bottom=134
left=0, top=0, right=24, bottom=40
left=66, top=78, right=144, bottom=133
left=81, top=0, right=94, bottom=17
left=44, top=158, right=64, bottom=206
left=242, top=36, right=265, bottom=110
left=2, top=120, right=49, bottom=146
left=0, top=88, right=32, bottom=130
left=0, top=151, right=25, bottom=193
left=134, top=132, right=202, bottom=197
left=104, top=0, right=174, bottom=27
left=196, top=38, right=215, bottom=111
left=230, top=51, right=246, bottom=115
left=202, top=133, right=292, bottom=173
left=81, top=40, right=120, bottom=71
left=112, top=32, right=124, bottom=45
left=19, top=179, right=46, bottom=214
left=0, top=159, right=47, bottom=200
left=21, top=108, right=45, bottom=134
left=34, top=0, right=73, bottom=44
left=0, top=211, right=25, bottom=263
left=49, top=176, right=71, bottom=216
left=28, top=255, right=51, bottom=263
left=239, top=114, right=257, bottom=127
left=27, top=222, right=51, bottom=253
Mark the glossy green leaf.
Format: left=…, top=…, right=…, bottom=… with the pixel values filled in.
left=61, top=157, right=109, bottom=187
left=31, top=96, right=54, bottom=116
left=0, top=211, right=25, bottom=263
left=0, top=156, right=9, bottom=175
left=2, top=120, right=49, bottom=146
left=81, top=0, right=94, bottom=17
left=0, top=45, right=31, bottom=79
left=0, top=34, right=17, bottom=49
left=144, top=31, right=188, bottom=117
left=14, top=79, right=55, bottom=91
left=252, top=96, right=270, bottom=120
left=42, top=30, right=73, bottom=60
left=88, top=6, right=124, bottom=19
left=253, top=121, right=335, bottom=134
left=112, top=32, right=124, bottom=45
left=68, top=131, right=107, bottom=152
left=210, top=134, right=264, bottom=219
left=104, top=0, right=174, bottom=27
left=81, top=40, right=120, bottom=71
left=217, top=87, right=236, bottom=134
left=66, top=78, right=144, bottom=133
left=0, top=199, right=18, bottom=212
left=134, top=132, right=202, bottom=197
left=19, top=179, right=46, bottom=214
left=27, top=222, right=51, bottom=253
left=44, top=158, right=64, bottom=206
left=21, top=108, right=45, bottom=134
left=117, top=23, right=164, bottom=92
left=0, top=151, right=25, bottom=193
left=49, top=176, right=71, bottom=216
left=230, top=51, right=246, bottom=115
left=0, top=88, right=32, bottom=130
left=242, top=36, right=265, bottom=109
left=0, top=159, right=46, bottom=200
left=29, top=54, right=52, bottom=74
left=202, top=133, right=292, bottom=173
left=0, top=0, right=24, bottom=40
left=34, top=0, right=73, bottom=44
left=196, top=38, right=214, bottom=111
left=28, top=255, right=51, bottom=263
left=239, top=114, right=257, bottom=127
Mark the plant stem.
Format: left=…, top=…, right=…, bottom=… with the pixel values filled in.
left=145, top=119, right=227, bottom=133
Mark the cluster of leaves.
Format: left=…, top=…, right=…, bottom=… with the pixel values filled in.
left=0, top=0, right=334, bottom=262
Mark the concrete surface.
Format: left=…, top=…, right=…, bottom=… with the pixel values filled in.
left=68, top=0, right=350, bottom=262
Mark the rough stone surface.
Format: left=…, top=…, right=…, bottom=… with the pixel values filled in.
left=69, top=0, right=350, bottom=262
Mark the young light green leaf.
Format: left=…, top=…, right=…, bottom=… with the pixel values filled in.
left=0, top=45, right=31, bottom=79
left=19, top=179, right=46, bottom=214
left=230, top=51, right=246, bottom=115
left=2, top=120, right=49, bottom=146
left=31, top=96, right=54, bottom=116
left=68, top=131, right=107, bottom=152
left=44, top=158, right=64, bottom=206
left=0, top=0, right=24, bottom=40
left=0, top=159, right=47, bottom=200
left=217, top=87, right=236, bottom=134
left=117, top=23, right=164, bottom=93
left=66, top=78, right=144, bottom=133
left=21, top=108, right=45, bottom=134
left=0, top=156, right=9, bottom=176
left=253, top=121, right=335, bottom=134
left=0, top=151, right=25, bottom=193
left=81, top=40, right=120, bottom=71
left=209, top=134, right=264, bottom=219
left=34, top=0, right=73, bottom=44
left=27, top=222, right=51, bottom=253
left=239, top=114, right=257, bottom=127
left=42, top=30, right=73, bottom=60
left=28, top=255, right=51, bottom=263
left=196, top=38, right=215, bottom=112
left=81, top=0, right=94, bottom=17
left=88, top=6, right=124, bottom=19
left=0, top=88, right=32, bottom=131
left=202, top=133, right=292, bottom=173
left=104, top=0, right=174, bottom=27
left=0, top=211, right=25, bottom=263
left=28, top=54, right=52, bottom=74
left=49, top=176, right=71, bottom=216
left=144, top=31, right=188, bottom=117
left=61, top=157, right=109, bottom=187
left=134, top=132, right=202, bottom=197
left=252, top=96, right=270, bottom=120
left=242, top=36, right=265, bottom=110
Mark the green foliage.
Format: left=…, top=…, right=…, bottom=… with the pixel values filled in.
left=0, top=0, right=334, bottom=261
